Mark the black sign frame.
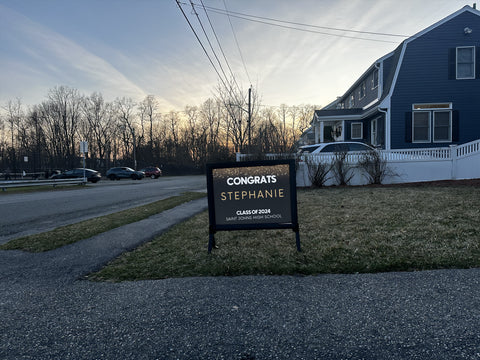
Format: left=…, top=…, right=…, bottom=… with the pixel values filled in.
left=206, top=159, right=300, bottom=253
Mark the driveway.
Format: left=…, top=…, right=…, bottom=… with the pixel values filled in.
left=1, top=198, right=480, bottom=359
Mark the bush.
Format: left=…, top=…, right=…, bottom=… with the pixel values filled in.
left=305, top=157, right=332, bottom=187
left=332, top=151, right=354, bottom=185
left=358, top=149, right=396, bottom=184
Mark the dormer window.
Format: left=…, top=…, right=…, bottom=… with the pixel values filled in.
left=372, top=69, right=379, bottom=89
left=348, top=95, right=355, bottom=108
left=359, top=82, right=366, bottom=99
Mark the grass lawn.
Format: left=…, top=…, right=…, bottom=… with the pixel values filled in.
left=89, top=184, right=480, bottom=281
left=0, top=192, right=206, bottom=252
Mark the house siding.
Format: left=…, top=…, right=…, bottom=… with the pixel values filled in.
left=390, top=11, right=480, bottom=149
left=341, top=70, right=379, bottom=109
left=344, top=113, right=385, bottom=146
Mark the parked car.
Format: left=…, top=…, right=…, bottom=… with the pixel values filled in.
left=298, top=141, right=375, bottom=154
left=106, top=167, right=144, bottom=180
left=140, top=166, right=162, bottom=179
left=50, top=168, right=102, bottom=183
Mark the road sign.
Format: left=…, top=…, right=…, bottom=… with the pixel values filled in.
left=80, top=141, right=88, bottom=154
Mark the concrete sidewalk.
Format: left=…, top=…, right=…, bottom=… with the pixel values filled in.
left=1, top=198, right=480, bottom=359
left=0, top=197, right=208, bottom=283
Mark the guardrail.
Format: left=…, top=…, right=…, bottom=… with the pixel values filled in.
left=1, top=178, right=86, bottom=191
left=0, top=172, right=44, bottom=180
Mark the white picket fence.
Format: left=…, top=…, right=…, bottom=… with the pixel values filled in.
left=236, top=139, right=480, bottom=186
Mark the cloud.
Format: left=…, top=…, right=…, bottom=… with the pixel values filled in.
left=0, top=3, right=148, bottom=104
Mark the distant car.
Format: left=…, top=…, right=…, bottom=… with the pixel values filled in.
left=106, top=167, right=144, bottom=180
left=298, top=141, right=375, bottom=154
left=50, top=168, right=101, bottom=183
left=140, top=166, right=162, bottom=179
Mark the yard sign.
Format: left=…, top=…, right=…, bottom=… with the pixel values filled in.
left=206, top=159, right=300, bottom=253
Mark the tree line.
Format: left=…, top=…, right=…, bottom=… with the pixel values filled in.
left=0, top=85, right=316, bottom=177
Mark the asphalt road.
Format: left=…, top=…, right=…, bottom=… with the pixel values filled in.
left=0, top=175, right=206, bottom=244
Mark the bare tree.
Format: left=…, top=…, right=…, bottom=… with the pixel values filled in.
left=277, top=104, right=290, bottom=152
left=48, top=86, right=82, bottom=169
left=215, top=81, right=259, bottom=153
left=81, top=93, right=117, bottom=171
left=138, top=95, right=158, bottom=149
left=4, top=98, right=23, bottom=150
left=200, top=98, right=228, bottom=161
left=184, top=105, right=203, bottom=165
left=3, top=99, right=24, bottom=174
left=114, top=97, right=138, bottom=169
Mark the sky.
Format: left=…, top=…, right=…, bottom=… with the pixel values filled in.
left=0, top=0, right=474, bottom=112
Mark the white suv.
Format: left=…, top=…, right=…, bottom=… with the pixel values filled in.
left=298, top=141, right=374, bottom=154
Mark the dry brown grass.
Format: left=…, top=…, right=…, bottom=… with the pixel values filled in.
left=90, top=184, right=480, bottom=281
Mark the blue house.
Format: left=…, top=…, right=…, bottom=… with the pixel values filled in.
left=311, top=5, right=480, bottom=150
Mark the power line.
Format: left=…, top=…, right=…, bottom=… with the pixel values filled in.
left=188, top=1, right=233, bottom=89
left=205, top=8, right=400, bottom=44
left=202, top=3, right=409, bottom=38
left=223, top=0, right=251, bottom=84
left=179, top=1, right=408, bottom=44
left=198, top=0, right=244, bottom=96
left=175, top=0, right=232, bottom=97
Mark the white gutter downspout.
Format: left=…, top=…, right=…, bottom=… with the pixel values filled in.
left=378, top=107, right=390, bottom=150
left=375, top=62, right=383, bottom=100
left=375, top=61, right=391, bottom=150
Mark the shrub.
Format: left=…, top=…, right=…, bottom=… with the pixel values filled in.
left=358, top=149, right=396, bottom=184
left=305, top=157, right=332, bottom=187
left=332, top=151, right=354, bottom=185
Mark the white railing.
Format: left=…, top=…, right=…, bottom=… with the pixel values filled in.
left=382, top=147, right=452, bottom=161
left=237, top=139, right=480, bottom=163
left=456, top=139, right=480, bottom=158
left=236, top=139, right=480, bottom=186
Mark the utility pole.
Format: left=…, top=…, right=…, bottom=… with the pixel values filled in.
left=133, top=127, right=137, bottom=170
left=248, top=86, right=252, bottom=154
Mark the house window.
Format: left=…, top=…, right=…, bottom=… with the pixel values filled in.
left=433, top=111, right=452, bottom=142
left=348, top=95, right=355, bottom=108
left=359, top=82, right=366, bottom=99
left=412, top=103, right=452, bottom=143
left=456, top=46, right=475, bottom=79
left=412, top=112, right=431, bottom=143
left=351, top=123, right=363, bottom=139
left=372, top=69, right=379, bottom=89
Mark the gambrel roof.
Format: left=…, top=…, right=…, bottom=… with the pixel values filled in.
left=320, top=5, right=480, bottom=114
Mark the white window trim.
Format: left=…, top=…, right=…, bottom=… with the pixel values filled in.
left=412, top=111, right=431, bottom=143
left=412, top=103, right=452, bottom=110
left=456, top=46, right=475, bottom=80
left=433, top=111, right=452, bottom=143
left=371, top=69, right=379, bottom=90
left=351, top=122, right=363, bottom=140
